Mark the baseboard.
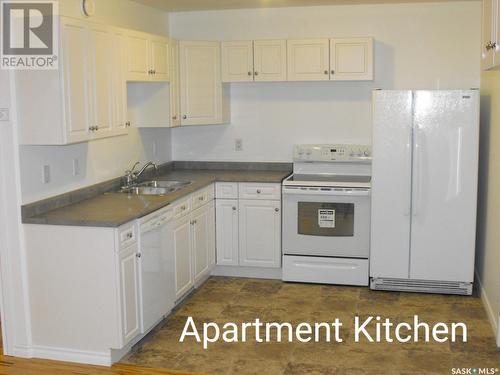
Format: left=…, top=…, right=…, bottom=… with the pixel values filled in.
left=475, top=270, right=499, bottom=347
left=30, top=345, right=112, bottom=366
left=211, top=265, right=282, bottom=279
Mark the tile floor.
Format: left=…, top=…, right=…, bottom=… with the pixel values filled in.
left=122, top=277, right=499, bottom=374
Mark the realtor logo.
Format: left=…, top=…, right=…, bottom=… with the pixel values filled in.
left=1, top=0, right=59, bottom=69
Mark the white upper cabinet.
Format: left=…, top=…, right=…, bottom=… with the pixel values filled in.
left=482, top=0, right=498, bottom=70
left=287, top=39, right=330, bottom=81
left=126, top=31, right=169, bottom=82
left=169, top=39, right=181, bottom=127
left=330, top=37, right=373, bottom=81
left=179, top=41, right=230, bottom=126
left=221, top=40, right=287, bottom=82
left=17, top=17, right=130, bottom=145
left=254, top=40, right=287, bottom=81
left=222, top=41, right=254, bottom=82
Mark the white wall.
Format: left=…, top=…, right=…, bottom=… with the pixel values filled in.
left=18, top=0, right=172, bottom=204
left=477, top=69, right=500, bottom=346
left=170, top=2, right=481, bottom=161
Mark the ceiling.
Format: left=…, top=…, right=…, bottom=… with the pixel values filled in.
left=131, top=0, right=472, bottom=12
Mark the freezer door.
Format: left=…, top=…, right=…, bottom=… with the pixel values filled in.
left=410, top=90, right=479, bottom=282
left=370, top=90, right=413, bottom=278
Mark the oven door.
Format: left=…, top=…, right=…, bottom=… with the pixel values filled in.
left=282, top=186, right=370, bottom=258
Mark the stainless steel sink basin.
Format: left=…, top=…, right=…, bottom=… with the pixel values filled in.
left=138, top=180, right=192, bottom=189
left=115, top=180, right=192, bottom=196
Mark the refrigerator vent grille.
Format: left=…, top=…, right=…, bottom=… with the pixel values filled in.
left=370, top=278, right=472, bottom=295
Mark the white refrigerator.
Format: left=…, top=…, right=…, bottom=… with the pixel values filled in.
left=370, top=90, right=479, bottom=295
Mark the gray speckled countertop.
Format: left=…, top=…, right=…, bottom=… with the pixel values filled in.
left=22, top=169, right=291, bottom=228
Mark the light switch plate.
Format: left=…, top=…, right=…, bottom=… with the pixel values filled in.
left=0, top=108, right=9, bottom=121
left=235, top=139, right=243, bottom=152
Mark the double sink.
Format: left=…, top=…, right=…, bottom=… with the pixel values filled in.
left=116, top=180, right=192, bottom=196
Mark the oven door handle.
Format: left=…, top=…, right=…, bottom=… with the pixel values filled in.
left=282, top=187, right=371, bottom=197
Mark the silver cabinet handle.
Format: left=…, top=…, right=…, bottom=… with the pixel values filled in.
left=148, top=69, right=152, bottom=74
left=248, top=71, right=252, bottom=76
left=275, top=208, right=280, bottom=212
left=232, top=206, right=237, bottom=211
left=172, top=115, right=177, bottom=120
left=486, top=41, right=497, bottom=50
left=136, top=253, right=141, bottom=258
left=254, top=71, right=259, bottom=76
left=89, top=126, right=95, bottom=131
left=125, top=121, right=131, bottom=127
left=95, top=125, right=99, bottom=131
left=256, top=189, right=261, bottom=194
left=324, top=70, right=329, bottom=75
left=182, top=115, right=187, bottom=120
left=331, top=70, right=335, bottom=75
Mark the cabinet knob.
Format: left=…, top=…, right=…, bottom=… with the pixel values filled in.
left=254, top=71, right=259, bottom=76
left=248, top=71, right=252, bottom=76
left=183, top=115, right=187, bottom=120
left=148, top=69, right=152, bottom=74
left=172, top=116, right=177, bottom=120
left=152, top=70, right=156, bottom=75
left=324, top=70, right=329, bottom=75
left=136, top=253, right=141, bottom=258
left=486, top=41, right=497, bottom=50
left=232, top=206, right=237, bottom=211
left=95, top=125, right=99, bottom=131
left=256, top=189, right=261, bottom=194
left=89, top=126, right=94, bottom=131
left=331, top=70, right=335, bottom=75
left=126, top=121, right=131, bottom=127
left=275, top=208, right=280, bottom=212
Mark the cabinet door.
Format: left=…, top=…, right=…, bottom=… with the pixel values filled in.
left=253, top=40, right=287, bottom=82
left=215, top=199, right=239, bottom=266
left=239, top=199, right=281, bottom=268
left=208, top=202, right=216, bottom=268
left=173, top=215, right=193, bottom=299
left=88, top=24, right=114, bottom=139
left=192, top=204, right=210, bottom=283
left=150, top=36, right=170, bottom=82
left=126, top=31, right=150, bottom=81
left=60, top=19, right=92, bottom=143
left=118, top=243, right=140, bottom=345
left=112, top=29, right=129, bottom=135
left=180, top=41, right=222, bottom=125
left=287, top=39, right=330, bottom=81
left=221, top=41, right=254, bottom=82
left=170, top=39, right=181, bottom=127
left=330, top=38, right=373, bottom=81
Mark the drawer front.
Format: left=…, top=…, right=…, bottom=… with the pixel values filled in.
left=238, top=183, right=281, bottom=200
left=216, top=182, right=238, bottom=199
left=119, top=223, right=137, bottom=248
left=173, top=198, right=191, bottom=218
left=192, top=184, right=215, bottom=209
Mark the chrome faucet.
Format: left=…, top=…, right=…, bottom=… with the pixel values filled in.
left=124, top=161, right=158, bottom=186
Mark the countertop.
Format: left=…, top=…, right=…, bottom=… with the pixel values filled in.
left=22, top=169, right=291, bottom=228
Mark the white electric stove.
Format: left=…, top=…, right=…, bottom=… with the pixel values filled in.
left=282, top=144, right=372, bottom=286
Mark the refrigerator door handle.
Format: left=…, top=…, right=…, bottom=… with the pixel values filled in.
left=404, top=126, right=413, bottom=216
left=412, top=124, right=422, bottom=217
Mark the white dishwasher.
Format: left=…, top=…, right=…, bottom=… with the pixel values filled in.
left=138, top=206, right=175, bottom=334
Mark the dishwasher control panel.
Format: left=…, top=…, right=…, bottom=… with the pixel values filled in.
left=294, top=144, right=372, bottom=162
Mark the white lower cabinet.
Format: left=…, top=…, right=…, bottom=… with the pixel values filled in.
left=173, top=191, right=216, bottom=300
left=118, top=242, right=141, bottom=345
left=173, top=215, right=193, bottom=299
left=215, top=183, right=281, bottom=269
left=238, top=199, right=281, bottom=268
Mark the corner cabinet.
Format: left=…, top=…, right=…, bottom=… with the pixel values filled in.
left=125, top=30, right=170, bottom=82
left=482, top=0, right=500, bottom=70
left=179, top=41, right=230, bottom=125
left=16, top=17, right=131, bottom=145
left=215, top=182, right=281, bottom=269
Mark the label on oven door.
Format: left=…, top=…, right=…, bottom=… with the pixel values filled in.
left=318, top=209, right=335, bottom=228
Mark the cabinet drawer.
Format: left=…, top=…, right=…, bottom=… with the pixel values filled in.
left=192, top=184, right=215, bottom=209
left=173, top=198, right=191, bottom=218
left=216, top=182, right=238, bottom=199
left=238, top=183, right=281, bottom=200
left=119, top=224, right=137, bottom=248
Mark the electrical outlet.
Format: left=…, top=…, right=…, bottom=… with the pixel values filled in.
left=72, top=158, right=80, bottom=176
left=235, top=138, right=243, bottom=152
left=42, top=165, right=50, bottom=184
left=0, top=108, right=8, bottom=122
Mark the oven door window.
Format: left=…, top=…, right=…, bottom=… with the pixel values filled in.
left=298, top=202, right=354, bottom=237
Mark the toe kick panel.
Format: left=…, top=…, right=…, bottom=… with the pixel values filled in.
left=282, top=255, right=369, bottom=286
